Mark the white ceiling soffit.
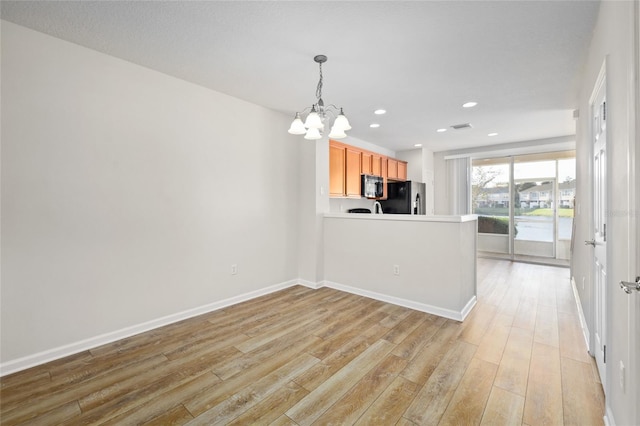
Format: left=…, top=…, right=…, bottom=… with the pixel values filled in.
left=0, top=1, right=600, bottom=153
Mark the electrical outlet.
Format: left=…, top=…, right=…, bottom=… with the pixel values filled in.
left=231, top=264, right=238, bottom=275
left=619, top=360, right=625, bottom=391
left=393, top=265, right=400, bottom=275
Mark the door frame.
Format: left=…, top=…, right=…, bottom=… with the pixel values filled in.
left=630, top=1, right=639, bottom=422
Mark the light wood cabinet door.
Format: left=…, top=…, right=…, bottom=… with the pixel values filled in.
left=345, top=148, right=362, bottom=197
left=381, top=156, right=388, bottom=199
left=397, top=161, right=407, bottom=181
left=387, top=158, right=398, bottom=180
left=361, top=152, right=373, bottom=175
left=328, top=141, right=407, bottom=198
left=329, top=144, right=346, bottom=196
left=372, top=155, right=382, bottom=176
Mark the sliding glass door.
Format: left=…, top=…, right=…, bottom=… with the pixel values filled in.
left=472, top=159, right=512, bottom=255
left=513, top=178, right=556, bottom=257
left=472, top=151, right=575, bottom=263
left=513, top=159, right=557, bottom=258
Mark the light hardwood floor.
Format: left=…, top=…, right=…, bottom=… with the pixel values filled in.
left=0, top=259, right=605, bottom=425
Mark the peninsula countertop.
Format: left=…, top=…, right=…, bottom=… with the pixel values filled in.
left=324, top=213, right=478, bottom=223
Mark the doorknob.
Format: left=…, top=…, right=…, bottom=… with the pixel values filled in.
left=620, top=277, right=640, bottom=294
left=585, top=240, right=596, bottom=246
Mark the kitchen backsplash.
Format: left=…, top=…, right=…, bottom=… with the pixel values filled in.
left=329, top=197, right=378, bottom=213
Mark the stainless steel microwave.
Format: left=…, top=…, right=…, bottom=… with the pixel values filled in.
left=361, top=174, right=384, bottom=198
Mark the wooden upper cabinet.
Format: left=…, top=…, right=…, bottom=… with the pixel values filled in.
left=387, top=158, right=398, bottom=180
left=381, top=156, right=388, bottom=200
left=329, top=143, right=346, bottom=197
left=328, top=140, right=405, bottom=198
left=397, top=161, right=407, bottom=181
left=345, top=147, right=362, bottom=197
left=371, top=155, right=382, bottom=176
left=361, top=152, right=373, bottom=175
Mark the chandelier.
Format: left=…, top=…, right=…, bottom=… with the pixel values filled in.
left=288, top=55, right=351, bottom=140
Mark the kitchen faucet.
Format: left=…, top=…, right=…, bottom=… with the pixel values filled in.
left=373, top=201, right=384, bottom=214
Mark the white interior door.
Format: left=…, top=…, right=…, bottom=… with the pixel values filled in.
left=590, top=67, right=607, bottom=389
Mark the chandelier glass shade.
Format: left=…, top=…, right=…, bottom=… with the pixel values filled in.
left=288, top=55, right=351, bottom=140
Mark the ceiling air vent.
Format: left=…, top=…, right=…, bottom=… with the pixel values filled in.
left=451, top=123, right=473, bottom=130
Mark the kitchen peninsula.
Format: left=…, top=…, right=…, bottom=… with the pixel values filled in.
left=323, top=213, right=477, bottom=321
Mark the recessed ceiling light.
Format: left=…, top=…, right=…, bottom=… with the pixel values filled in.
left=370, top=123, right=380, bottom=128
left=488, top=132, right=498, bottom=137
left=462, top=101, right=478, bottom=108
left=414, top=144, right=422, bottom=147
left=437, top=128, right=447, bottom=133
left=374, top=109, right=386, bottom=115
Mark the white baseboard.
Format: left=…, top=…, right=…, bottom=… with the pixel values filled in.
left=297, top=279, right=323, bottom=289
left=604, top=402, right=616, bottom=426
left=0, top=279, right=300, bottom=377
left=459, top=296, right=478, bottom=321
left=322, top=280, right=476, bottom=322
left=571, top=275, right=591, bottom=350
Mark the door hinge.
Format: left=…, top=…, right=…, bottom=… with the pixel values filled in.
left=602, top=101, right=606, bottom=121
left=604, top=345, right=607, bottom=363
left=603, top=223, right=606, bottom=241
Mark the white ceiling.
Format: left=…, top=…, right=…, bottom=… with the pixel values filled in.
left=1, top=1, right=600, bottom=153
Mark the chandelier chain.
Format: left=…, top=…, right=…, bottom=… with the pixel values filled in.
left=316, top=62, right=323, bottom=102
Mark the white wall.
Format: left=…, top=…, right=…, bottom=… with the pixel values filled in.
left=296, top=139, right=318, bottom=283
left=422, top=148, right=435, bottom=215
left=572, top=2, right=638, bottom=424
left=341, top=136, right=395, bottom=158
left=1, top=22, right=300, bottom=368
left=396, top=148, right=422, bottom=182
left=297, top=138, right=332, bottom=283
left=434, top=151, right=449, bottom=215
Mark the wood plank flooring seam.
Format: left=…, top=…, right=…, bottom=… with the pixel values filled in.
left=285, top=340, right=395, bottom=426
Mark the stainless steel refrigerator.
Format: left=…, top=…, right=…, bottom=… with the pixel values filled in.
left=380, top=181, right=426, bottom=214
